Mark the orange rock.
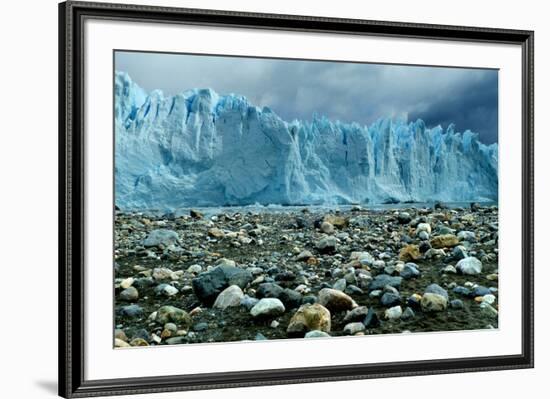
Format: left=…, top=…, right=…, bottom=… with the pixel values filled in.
left=399, top=244, right=421, bottom=261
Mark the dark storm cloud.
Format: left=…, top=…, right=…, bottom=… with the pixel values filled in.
left=116, top=51, right=498, bottom=144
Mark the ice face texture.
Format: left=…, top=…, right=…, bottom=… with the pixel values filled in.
left=114, top=71, right=498, bottom=209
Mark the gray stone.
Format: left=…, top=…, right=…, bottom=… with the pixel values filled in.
left=305, top=330, right=331, bottom=338
left=343, top=322, right=366, bottom=335
left=400, top=263, right=420, bottom=279
left=142, top=229, right=179, bottom=247
left=250, top=298, right=286, bottom=318
left=318, top=288, right=356, bottom=312
left=380, top=292, right=401, bottom=307
left=316, top=236, right=338, bottom=254
left=456, top=257, right=483, bottom=275
left=256, top=282, right=284, bottom=299
left=213, top=285, right=244, bottom=310
left=450, top=299, right=464, bottom=309
left=368, top=274, right=402, bottom=291
left=343, top=306, right=369, bottom=323
left=425, top=283, right=448, bottom=299
left=119, top=286, right=139, bottom=302
left=192, top=266, right=252, bottom=305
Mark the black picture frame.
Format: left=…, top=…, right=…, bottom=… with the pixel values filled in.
left=59, top=1, right=534, bottom=397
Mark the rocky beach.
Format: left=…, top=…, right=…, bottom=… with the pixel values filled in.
left=113, top=203, right=499, bottom=348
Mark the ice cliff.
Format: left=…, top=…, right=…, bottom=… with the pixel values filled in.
left=114, top=71, right=498, bottom=209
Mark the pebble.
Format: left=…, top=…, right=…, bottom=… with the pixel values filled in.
left=384, top=306, right=403, bottom=320
left=401, top=306, right=415, bottom=320
left=287, top=303, right=331, bottom=335
left=119, top=286, right=139, bottom=302
left=343, top=322, right=366, bottom=335
left=142, top=229, right=179, bottom=247
left=430, top=234, right=459, bottom=249
left=120, top=277, right=134, bottom=289
left=363, top=308, right=380, bottom=327
left=318, top=288, right=357, bottom=312
left=450, top=299, right=464, bottom=309
left=400, top=263, right=420, bottom=279
left=156, top=305, right=191, bottom=327
left=421, top=293, right=448, bottom=312
left=343, top=306, right=369, bottom=323
left=316, top=236, right=338, bottom=254
left=456, top=256, right=483, bottom=275
left=380, top=292, right=401, bottom=307
left=213, top=285, right=244, bottom=309
left=250, top=298, right=286, bottom=318
left=305, top=330, right=331, bottom=338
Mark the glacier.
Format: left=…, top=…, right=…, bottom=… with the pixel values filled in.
left=114, top=71, right=498, bottom=210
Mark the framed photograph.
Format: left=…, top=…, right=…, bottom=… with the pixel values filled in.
left=59, top=1, right=534, bottom=397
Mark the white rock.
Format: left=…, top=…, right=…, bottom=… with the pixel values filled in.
left=456, top=257, right=483, bottom=275
left=250, top=298, right=285, bottom=318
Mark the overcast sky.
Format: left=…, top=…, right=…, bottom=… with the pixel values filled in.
left=115, top=51, right=498, bottom=144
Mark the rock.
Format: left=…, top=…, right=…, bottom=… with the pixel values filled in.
left=350, top=251, right=375, bottom=266
left=250, top=298, right=286, bottom=318
left=192, top=266, right=252, bottom=305
left=400, top=263, right=420, bottom=279
left=363, top=308, right=380, bottom=327
left=333, top=278, right=347, bottom=291
left=399, top=244, right=421, bottom=261
left=401, top=306, right=415, bottom=320
left=384, top=306, right=403, bottom=320
left=213, top=285, right=244, bottom=310
left=380, top=292, right=401, bottom=307
left=120, top=277, right=134, bottom=289
left=165, top=337, right=187, bottom=345
left=419, top=241, right=432, bottom=253
left=119, top=286, right=139, bottom=302
left=343, top=322, right=366, bottom=335
left=480, top=302, right=498, bottom=319
left=453, top=286, right=471, bottom=296
left=397, top=212, right=412, bottom=224
left=343, top=306, right=369, bottom=323
left=457, top=231, right=477, bottom=242
left=187, top=264, right=202, bottom=274
left=425, top=283, right=448, bottom=299
left=279, top=288, right=303, bottom=309
left=323, top=214, right=348, bottom=228
left=152, top=267, right=177, bottom=280
left=305, top=330, right=331, bottom=338
left=287, top=303, right=331, bottom=336
left=193, top=322, right=209, bottom=332
left=418, top=231, right=430, bottom=241
left=208, top=227, right=225, bottom=238
left=421, top=293, right=448, bottom=312
left=442, top=265, right=457, bottom=274
left=450, top=299, right=464, bottom=309
left=321, top=221, right=335, bottom=234
left=154, top=283, right=179, bottom=297
left=129, top=338, right=149, bottom=346
left=115, top=338, right=131, bottom=348
left=240, top=295, right=259, bottom=310
left=142, top=229, right=179, bottom=247
left=415, top=223, right=432, bottom=236
left=254, top=333, right=267, bottom=341
left=256, top=282, right=284, bottom=299
left=471, top=286, right=492, bottom=297
left=119, top=304, right=143, bottom=317
left=424, top=248, right=446, bottom=259
left=368, top=274, right=402, bottom=291
left=407, top=293, right=422, bottom=309
left=318, top=288, right=356, bottom=311
left=456, top=257, right=483, bottom=275
left=156, top=306, right=191, bottom=327
left=316, top=236, right=338, bottom=254
left=296, top=250, right=314, bottom=261
left=190, top=209, right=203, bottom=219
left=430, top=234, right=459, bottom=249
left=115, top=329, right=128, bottom=341
left=345, top=285, right=364, bottom=296
left=452, top=245, right=468, bottom=260
left=482, top=294, right=496, bottom=305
